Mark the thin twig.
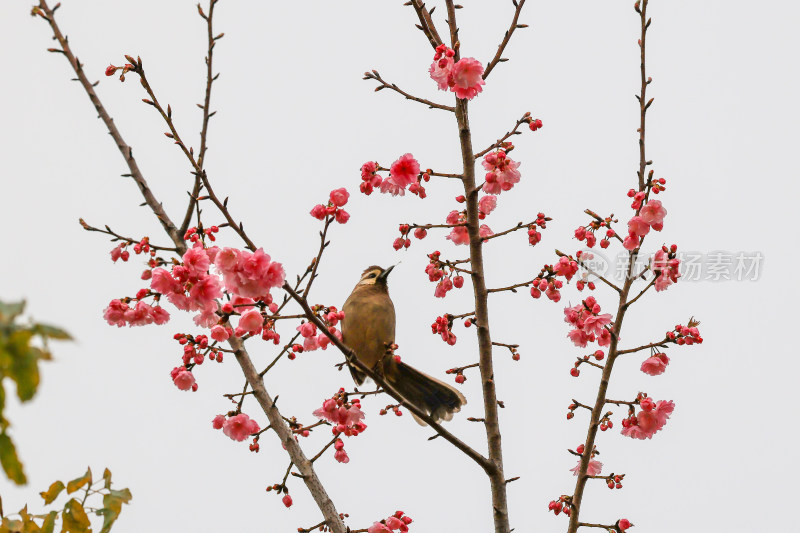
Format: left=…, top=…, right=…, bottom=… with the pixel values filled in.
left=482, top=0, right=527, bottom=80
left=364, top=70, right=455, bottom=112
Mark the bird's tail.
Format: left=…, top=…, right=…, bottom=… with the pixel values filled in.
left=387, top=362, right=467, bottom=426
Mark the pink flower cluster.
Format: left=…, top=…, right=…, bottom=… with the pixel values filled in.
left=310, top=187, right=351, bottom=224
left=215, top=247, right=285, bottom=300
left=669, top=323, right=703, bottom=345
left=641, top=352, right=670, bottom=375
left=621, top=398, right=674, bottom=440
left=312, top=394, right=367, bottom=437
left=623, top=198, right=667, bottom=251
left=431, top=315, right=457, bottom=345
left=429, top=44, right=485, bottom=100
left=294, top=313, right=344, bottom=353
left=359, top=155, right=427, bottom=198
left=547, top=496, right=572, bottom=517
left=652, top=246, right=681, bottom=291
left=104, top=299, right=170, bottom=327
left=368, top=511, right=413, bottom=533
left=530, top=276, right=563, bottom=302
left=527, top=212, right=549, bottom=246
left=170, top=366, right=197, bottom=391
left=444, top=210, right=493, bottom=245
left=212, top=413, right=261, bottom=442
left=482, top=149, right=521, bottom=195
left=564, top=296, right=613, bottom=348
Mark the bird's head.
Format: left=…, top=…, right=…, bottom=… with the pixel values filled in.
left=357, top=265, right=395, bottom=287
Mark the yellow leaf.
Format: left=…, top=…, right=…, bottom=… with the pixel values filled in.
left=66, top=468, right=91, bottom=495
left=40, top=481, right=65, bottom=505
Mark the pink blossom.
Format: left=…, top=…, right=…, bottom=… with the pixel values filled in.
left=297, top=322, right=317, bottom=338
left=212, top=415, right=225, bottom=430
left=622, top=232, right=639, bottom=251
left=210, top=325, right=230, bottom=342
left=182, top=243, right=210, bottom=277
left=360, top=161, right=377, bottom=179
left=330, top=187, right=350, bottom=207
left=303, top=335, right=320, bottom=351
left=150, top=268, right=181, bottom=295
left=567, top=328, right=594, bottom=348
left=368, top=524, right=393, bottom=533
left=451, top=57, right=485, bottom=100
left=379, top=177, right=406, bottom=197
left=621, top=399, right=675, bottom=439
left=151, top=306, right=170, bottom=325
left=479, top=195, right=497, bottom=215
left=618, top=518, right=632, bottom=531
left=310, top=204, right=327, bottom=220
left=389, top=154, right=420, bottom=189
left=222, top=413, right=260, bottom=442
left=124, top=301, right=155, bottom=327
left=627, top=216, right=650, bottom=237
left=482, top=151, right=521, bottom=194
left=641, top=353, right=669, bottom=375
left=193, top=307, right=219, bottom=328
left=335, top=208, right=350, bottom=224
left=639, top=199, right=666, bottom=228
left=554, top=256, right=579, bottom=281
left=188, top=274, right=222, bottom=309
left=110, top=244, right=123, bottom=262
left=570, top=459, right=603, bottom=476
left=479, top=225, right=494, bottom=239
left=582, top=313, right=612, bottom=336
left=446, top=226, right=470, bottom=245
left=429, top=54, right=455, bottom=90
left=434, top=277, right=453, bottom=298
left=215, top=247, right=284, bottom=299
left=597, top=328, right=611, bottom=347
left=103, top=299, right=129, bottom=327
left=239, top=308, right=263, bottom=335
left=334, top=448, right=349, bottom=463
left=282, top=494, right=292, bottom=508
left=312, top=397, right=366, bottom=433
left=172, top=368, right=196, bottom=391
left=652, top=250, right=681, bottom=292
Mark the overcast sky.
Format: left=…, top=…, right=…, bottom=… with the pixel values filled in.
left=1, top=1, right=799, bottom=532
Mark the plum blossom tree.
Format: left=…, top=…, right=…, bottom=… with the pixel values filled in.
left=26, top=0, right=700, bottom=532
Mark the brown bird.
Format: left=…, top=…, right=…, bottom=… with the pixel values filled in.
left=342, top=265, right=466, bottom=425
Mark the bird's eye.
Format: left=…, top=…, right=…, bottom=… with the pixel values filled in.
left=367, top=273, right=377, bottom=278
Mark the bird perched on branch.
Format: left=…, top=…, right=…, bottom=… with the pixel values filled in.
left=342, top=265, right=466, bottom=425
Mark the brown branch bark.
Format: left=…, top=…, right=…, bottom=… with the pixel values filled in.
left=227, top=336, right=347, bottom=533
left=445, top=2, right=510, bottom=532
left=180, top=0, right=220, bottom=235
left=566, top=2, right=653, bottom=531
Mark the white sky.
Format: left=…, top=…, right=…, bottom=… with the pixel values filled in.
left=1, top=1, right=799, bottom=532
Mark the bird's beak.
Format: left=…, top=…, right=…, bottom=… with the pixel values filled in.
left=377, top=265, right=396, bottom=282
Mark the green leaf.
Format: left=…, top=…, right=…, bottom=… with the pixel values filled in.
left=61, top=500, right=90, bottom=533
left=40, top=481, right=65, bottom=505
left=6, top=331, right=39, bottom=402
left=0, top=301, right=25, bottom=322
left=65, top=468, right=91, bottom=495
left=29, top=324, right=72, bottom=341
left=40, top=513, right=57, bottom=533
left=98, top=488, right=131, bottom=533
left=0, top=432, right=26, bottom=485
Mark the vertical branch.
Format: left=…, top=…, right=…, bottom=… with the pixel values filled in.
left=445, top=3, right=510, bottom=532
left=636, top=0, right=651, bottom=191
left=566, top=2, right=651, bottom=531
left=180, top=0, right=220, bottom=235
